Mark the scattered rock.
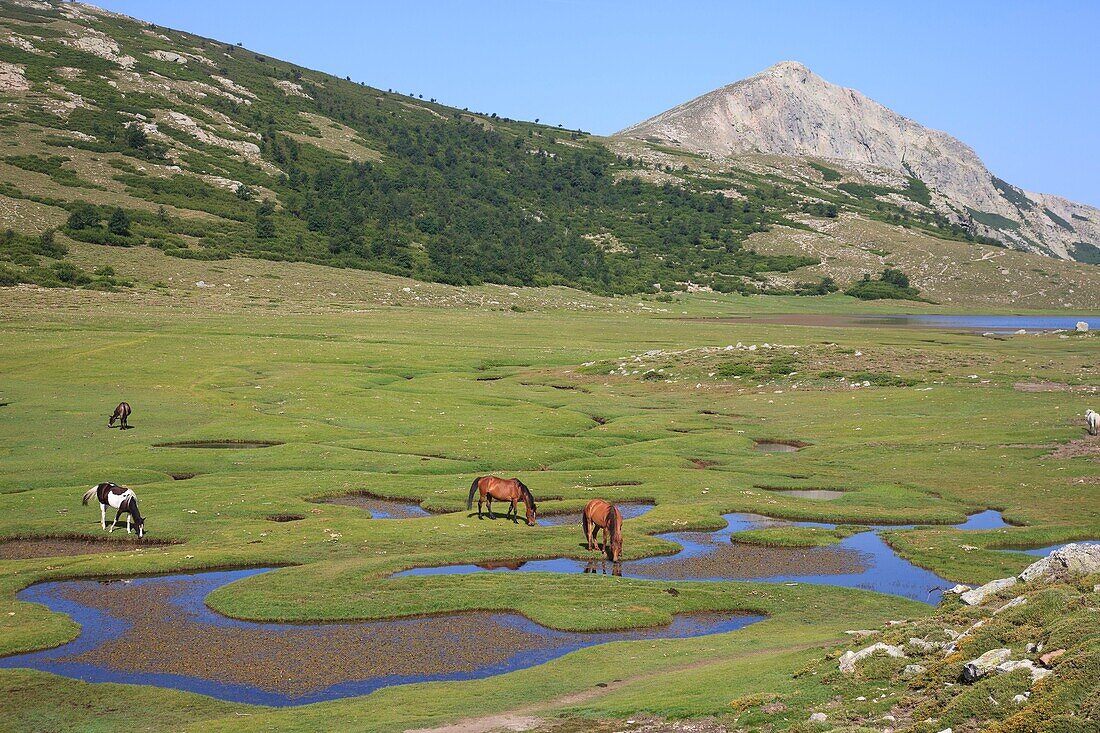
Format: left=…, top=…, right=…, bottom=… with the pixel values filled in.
left=903, top=664, right=926, bottom=676
left=945, top=584, right=971, bottom=595
left=1039, top=649, right=1065, bottom=667
left=1012, top=694, right=1028, bottom=704
left=274, top=79, right=311, bottom=98
left=1076, top=321, right=1089, bottom=332
left=148, top=49, right=187, bottom=64
left=1018, top=544, right=1100, bottom=583
left=808, top=712, right=827, bottom=723
left=962, top=648, right=1011, bottom=682
left=994, top=596, right=1027, bottom=614
left=996, top=659, right=1051, bottom=683
left=838, top=642, right=905, bottom=673
left=960, top=577, right=1017, bottom=605
left=908, top=637, right=943, bottom=653
left=0, top=60, right=30, bottom=92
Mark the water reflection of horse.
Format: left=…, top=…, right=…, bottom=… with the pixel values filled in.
left=583, top=559, right=622, bottom=576
left=466, top=476, right=538, bottom=526
left=582, top=499, right=623, bottom=562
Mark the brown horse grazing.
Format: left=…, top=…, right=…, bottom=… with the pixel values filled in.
left=466, top=476, right=537, bottom=525
left=109, top=401, right=131, bottom=429
left=582, top=499, right=623, bottom=562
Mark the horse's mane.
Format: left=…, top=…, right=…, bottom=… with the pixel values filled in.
left=609, top=504, right=622, bottom=540
left=516, top=480, right=536, bottom=511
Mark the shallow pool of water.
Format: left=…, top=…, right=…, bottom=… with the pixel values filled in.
left=0, top=569, right=762, bottom=706
left=537, top=502, right=654, bottom=527
left=313, top=494, right=432, bottom=519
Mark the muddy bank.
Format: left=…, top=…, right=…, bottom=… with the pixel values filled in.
left=1046, top=437, right=1100, bottom=459
left=153, top=440, right=283, bottom=449
left=0, top=537, right=176, bottom=560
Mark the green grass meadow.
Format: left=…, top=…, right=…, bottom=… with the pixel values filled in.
left=0, top=282, right=1097, bottom=731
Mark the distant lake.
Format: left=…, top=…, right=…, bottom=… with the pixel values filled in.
left=683, top=314, right=1097, bottom=333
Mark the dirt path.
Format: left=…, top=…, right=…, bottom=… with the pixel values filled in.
left=403, top=639, right=837, bottom=733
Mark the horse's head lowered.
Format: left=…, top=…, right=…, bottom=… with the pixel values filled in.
left=518, top=481, right=537, bottom=526
left=108, top=411, right=118, bottom=427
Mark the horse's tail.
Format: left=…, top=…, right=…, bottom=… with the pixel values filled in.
left=82, top=485, right=98, bottom=506
left=466, top=477, right=480, bottom=510
left=582, top=509, right=590, bottom=538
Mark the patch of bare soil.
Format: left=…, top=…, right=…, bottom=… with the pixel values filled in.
left=0, top=537, right=175, bottom=560
left=1014, top=381, right=1098, bottom=393
left=1046, top=437, right=1100, bottom=459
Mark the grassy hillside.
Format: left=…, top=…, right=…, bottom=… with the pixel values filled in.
left=2, top=0, right=1095, bottom=307
left=0, top=0, right=821, bottom=295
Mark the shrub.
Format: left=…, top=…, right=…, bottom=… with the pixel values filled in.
left=66, top=204, right=100, bottom=230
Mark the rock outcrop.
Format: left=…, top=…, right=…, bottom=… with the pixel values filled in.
left=960, top=577, right=1017, bottom=606
left=838, top=642, right=905, bottom=673
left=1018, top=543, right=1100, bottom=583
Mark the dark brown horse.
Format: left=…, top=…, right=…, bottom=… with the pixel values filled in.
left=582, top=499, right=623, bottom=562
left=109, top=401, right=131, bottom=429
left=466, top=476, right=537, bottom=525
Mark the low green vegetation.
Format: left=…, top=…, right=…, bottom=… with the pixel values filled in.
left=730, top=525, right=864, bottom=547
left=967, top=207, right=1022, bottom=231
left=809, top=162, right=842, bottom=182
left=845, top=268, right=924, bottom=301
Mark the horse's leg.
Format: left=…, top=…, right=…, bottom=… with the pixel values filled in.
left=110, top=508, right=122, bottom=532
left=477, top=496, right=483, bottom=520
left=510, top=498, right=518, bottom=523
left=100, top=503, right=106, bottom=530
left=126, top=514, right=131, bottom=534
left=586, top=519, right=596, bottom=551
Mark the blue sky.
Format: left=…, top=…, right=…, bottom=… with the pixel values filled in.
left=97, top=1, right=1100, bottom=206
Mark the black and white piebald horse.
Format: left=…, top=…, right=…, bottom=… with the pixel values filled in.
left=109, top=401, right=131, bottom=429
left=82, top=482, right=145, bottom=537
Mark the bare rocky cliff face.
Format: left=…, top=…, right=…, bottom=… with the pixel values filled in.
left=618, top=61, right=1099, bottom=262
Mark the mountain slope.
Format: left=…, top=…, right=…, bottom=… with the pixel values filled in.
left=0, top=3, right=1096, bottom=307
left=618, top=61, right=1100, bottom=263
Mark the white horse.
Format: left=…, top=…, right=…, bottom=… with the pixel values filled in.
left=1087, top=409, right=1099, bottom=436
left=81, top=482, right=146, bottom=537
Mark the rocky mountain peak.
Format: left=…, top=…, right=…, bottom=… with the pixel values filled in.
left=616, top=63, right=1100, bottom=262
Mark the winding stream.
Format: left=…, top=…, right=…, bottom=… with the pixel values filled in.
left=396, top=510, right=1017, bottom=604
left=0, top=569, right=760, bottom=706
